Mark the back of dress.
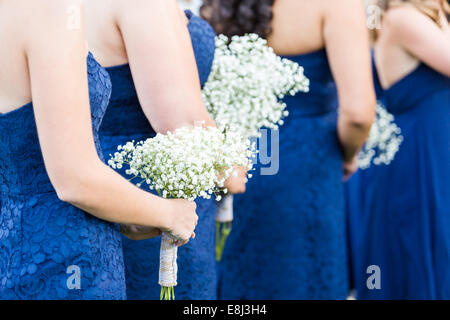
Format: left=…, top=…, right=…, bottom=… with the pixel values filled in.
left=219, top=48, right=349, bottom=299
left=0, top=53, right=126, bottom=300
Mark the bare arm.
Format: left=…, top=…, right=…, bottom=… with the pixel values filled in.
left=323, top=0, right=376, bottom=163
left=386, top=5, right=450, bottom=77
left=116, top=0, right=215, bottom=133
left=25, top=0, right=197, bottom=241
left=115, top=0, right=245, bottom=193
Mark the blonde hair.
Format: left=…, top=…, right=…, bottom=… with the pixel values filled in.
left=371, top=0, right=449, bottom=40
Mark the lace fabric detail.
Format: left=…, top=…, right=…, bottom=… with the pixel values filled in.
left=0, top=53, right=126, bottom=300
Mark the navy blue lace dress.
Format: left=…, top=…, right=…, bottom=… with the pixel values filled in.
left=218, top=49, right=349, bottom=300
left=99, top=11, right=217, bottom=300
left=0, top=53, right=126, bottom=300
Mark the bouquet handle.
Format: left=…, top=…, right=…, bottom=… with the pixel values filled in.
left=159, top=233, right=178, bottom=300
left=215, top=194, right=234, bottom=261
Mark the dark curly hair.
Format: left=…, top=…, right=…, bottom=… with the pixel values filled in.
left=200, top=0, right=275, bottom=39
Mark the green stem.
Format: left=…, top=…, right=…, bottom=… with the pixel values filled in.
left=160, top=286, right=175, bottom=300
left=215, top=222, right=232, bottom=262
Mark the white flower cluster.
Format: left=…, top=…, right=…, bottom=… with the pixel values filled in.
left=358, top=103, right=403, bottom=169
left=108, top=125, right=255, bottom=201
left=202, top=34, right=310, bottom=138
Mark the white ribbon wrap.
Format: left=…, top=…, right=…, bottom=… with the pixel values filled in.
left=215, top=194, right=234, bottom=223
left=159, top=233, right=178, bottom=287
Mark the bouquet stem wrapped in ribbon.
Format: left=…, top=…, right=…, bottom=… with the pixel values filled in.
left=159, top=233, right=178, bottom=300
left=201, top=34, right=310, bottom=261
left=108, top=125, right=255, bottom=300
left=214, top=193, right=233, bottom=261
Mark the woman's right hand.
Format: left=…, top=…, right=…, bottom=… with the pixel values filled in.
left=163, top=199, right=198, bottom=246
left=223, top=166, right=248, bottom=194
left=343, top=156, right=359, bottom=181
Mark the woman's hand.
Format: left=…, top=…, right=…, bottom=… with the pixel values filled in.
left=162, top=199, right=198, bottom=245
left=120, top=224, right=162, bottom=240
left=343, top=156, right=359, bottom=181
left=223, top=166, right=248, bottom=194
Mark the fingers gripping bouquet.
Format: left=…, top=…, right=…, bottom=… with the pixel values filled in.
left=358, top=102, right=403, bottom=169
left=108, top=125, right=255, bottom=300
left=202, top=34, right=310, bottom=260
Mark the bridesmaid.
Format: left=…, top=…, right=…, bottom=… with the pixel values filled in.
left=349, top=0, right=450, bottom=299
left=87, top=0, right=244, bottom=300
left=202, top=0, right=375, bottom=299
left=0, top=0, right=198, bottom=299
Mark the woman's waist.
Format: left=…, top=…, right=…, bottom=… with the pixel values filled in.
left=0, top=192, right=122, bottom=254
left=0, top=177, right=55, bottom=197
left=100, top=103, right=156, bottom=136
left=282, top=94, right=338, bottom=117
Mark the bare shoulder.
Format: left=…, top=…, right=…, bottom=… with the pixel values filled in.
left=384, top=5, right=433, bottom=35
left=32, top=0, right=84, bottom=22
left=321, top=0, right=366, bottom=18
left=321, top=0, right=368, bottom=39
left=0, top=0, right=85, bottom=52
left=20, top=0, right=85, bottom=36
left=23, top=0, right=87, bottom=56
left=383, top=5, right=444, bottom=43
left=0, top=0, right=82, bottom=26
left=384, top=5, right=423, bottom=23
left=114, top=0, right=172, bottom=19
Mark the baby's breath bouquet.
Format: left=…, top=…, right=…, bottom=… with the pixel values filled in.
left=202, top=34, right=310, bottom=261
left=203, top=34, right=310, bottom=138
left=358, top=102, right=403, bottom=169
left=108, top=125, right=255, bottom=300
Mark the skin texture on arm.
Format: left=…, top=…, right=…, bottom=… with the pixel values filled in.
left=25, top=0, right=197, bottom=241
left=113, top=0, right=245, bottom=193
left=322, top=0, right=376, bottom=165
left=115, top=0, right=215, bottom=133
left=385, top=5, right=450, bottom=77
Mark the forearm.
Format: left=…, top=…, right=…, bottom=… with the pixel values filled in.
left=60, top=161, right=171, bottom=229
left=337, top=113, right=372, bottom=162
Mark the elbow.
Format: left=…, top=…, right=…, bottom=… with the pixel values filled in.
left=348, top=112, right=375, bottom=134
left=51, top=165, right=98, bottom=206
left=53, top=175, right=86, bottom=205
left=151, top=121, right=179, bottom=134
left=342, top=98, right=376, bottom=134
left=443, top=66, right=450, bottom=78
left=54, top=186, right=72, bottom=204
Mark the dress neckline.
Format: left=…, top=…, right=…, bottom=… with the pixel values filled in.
left=383, top=63, right=423, bottom=92
left=280, top=47, right=326, bottom=59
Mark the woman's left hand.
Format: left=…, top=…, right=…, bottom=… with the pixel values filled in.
left=121, top=224, right=162, bottom=240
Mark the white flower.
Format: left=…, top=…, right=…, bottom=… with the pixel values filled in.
left=202, top=34, right=310, bottom=139
left=358, top=103, right=403, bottom=169
left=108, top=126, right=256, bottom=201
